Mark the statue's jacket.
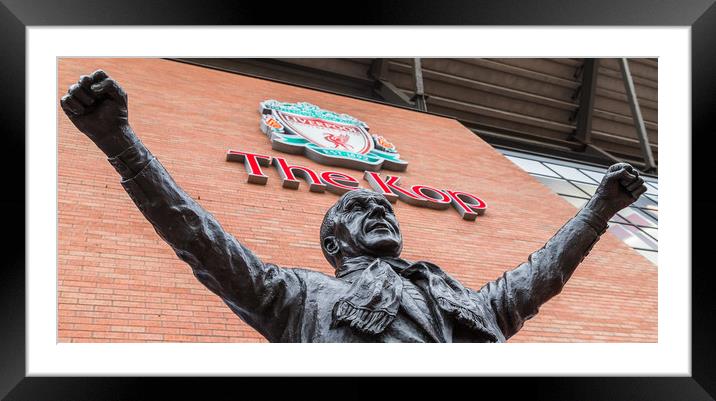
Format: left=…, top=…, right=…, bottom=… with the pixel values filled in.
left=108, top=142, right=609, bottom=343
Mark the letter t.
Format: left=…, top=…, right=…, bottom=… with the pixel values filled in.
left=226, top=150, right=272, bottom=185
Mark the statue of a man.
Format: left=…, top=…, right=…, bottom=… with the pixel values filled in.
left=60, top=70, right=648, bottom=342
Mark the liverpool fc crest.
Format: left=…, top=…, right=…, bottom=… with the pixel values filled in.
left=259, top=100, right=408, bottom=171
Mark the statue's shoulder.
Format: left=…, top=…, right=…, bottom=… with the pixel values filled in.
left=286, top=267, right=347, bottom=286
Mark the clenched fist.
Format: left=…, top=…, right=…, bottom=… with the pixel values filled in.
left=60, top=70, right=137, bottom=156
left=586, top=162, right=648, bottom=218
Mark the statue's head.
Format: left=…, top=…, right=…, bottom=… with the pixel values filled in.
left=320, top=188, right=403, bottom=268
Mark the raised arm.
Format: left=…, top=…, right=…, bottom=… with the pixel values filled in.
left=60, top=70, right=304, bottom=341
left=476, top=163, right=648, bottom=340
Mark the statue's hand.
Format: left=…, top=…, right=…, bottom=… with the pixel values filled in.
left=60, top=70, right=136, bottom=156
left=587, top=162, right=648, bottom=218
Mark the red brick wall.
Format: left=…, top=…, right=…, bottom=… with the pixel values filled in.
left=57, top=58, right=657, bottom=343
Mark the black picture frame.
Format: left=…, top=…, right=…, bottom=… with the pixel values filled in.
left=2, top=1, right=714, bottom=399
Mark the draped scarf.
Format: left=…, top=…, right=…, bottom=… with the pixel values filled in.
left=331, top=256, right=498, bottom=341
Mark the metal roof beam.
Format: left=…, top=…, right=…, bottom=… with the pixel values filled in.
left=369, top=59, right=414, bottom=106
left=619, top=58, right=657, bottom=172
left=572, top=58, right=600, bottom=145
left=412, top=58, right=428, bottom=112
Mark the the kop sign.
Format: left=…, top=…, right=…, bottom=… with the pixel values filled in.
left=227, top=100, right=487, bottom=221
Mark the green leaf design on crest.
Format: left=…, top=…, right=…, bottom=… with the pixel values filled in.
left=261, top=100, right=367, bottom=127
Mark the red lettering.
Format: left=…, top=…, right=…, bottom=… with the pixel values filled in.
left=364, top=172, right=424, bottom=205
left=292, top=115, right=309, bottom=124
left=273, top=156, right=326, bottom=192
left=226, top=150, right=271, bottom=185
left=283, top=114, right=358, bottom=133
left=445, top=190, right=487, bottom=221
left=320, top=171, right=360, bottom=195
left=226, top=150, right=488, bottom=223
left=411, top=185, right=451, bottom=210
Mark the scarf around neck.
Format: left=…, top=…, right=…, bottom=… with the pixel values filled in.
left=331, top=256, right=498, bottom=341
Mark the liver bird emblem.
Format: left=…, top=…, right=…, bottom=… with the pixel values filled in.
left=324, top=132, right=353, bottom=150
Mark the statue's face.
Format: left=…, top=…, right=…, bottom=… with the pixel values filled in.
left=333, top=190, right=403, bottom=259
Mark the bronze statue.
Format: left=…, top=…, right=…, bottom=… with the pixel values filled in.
left=60, top=70, right=648, bottom=342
